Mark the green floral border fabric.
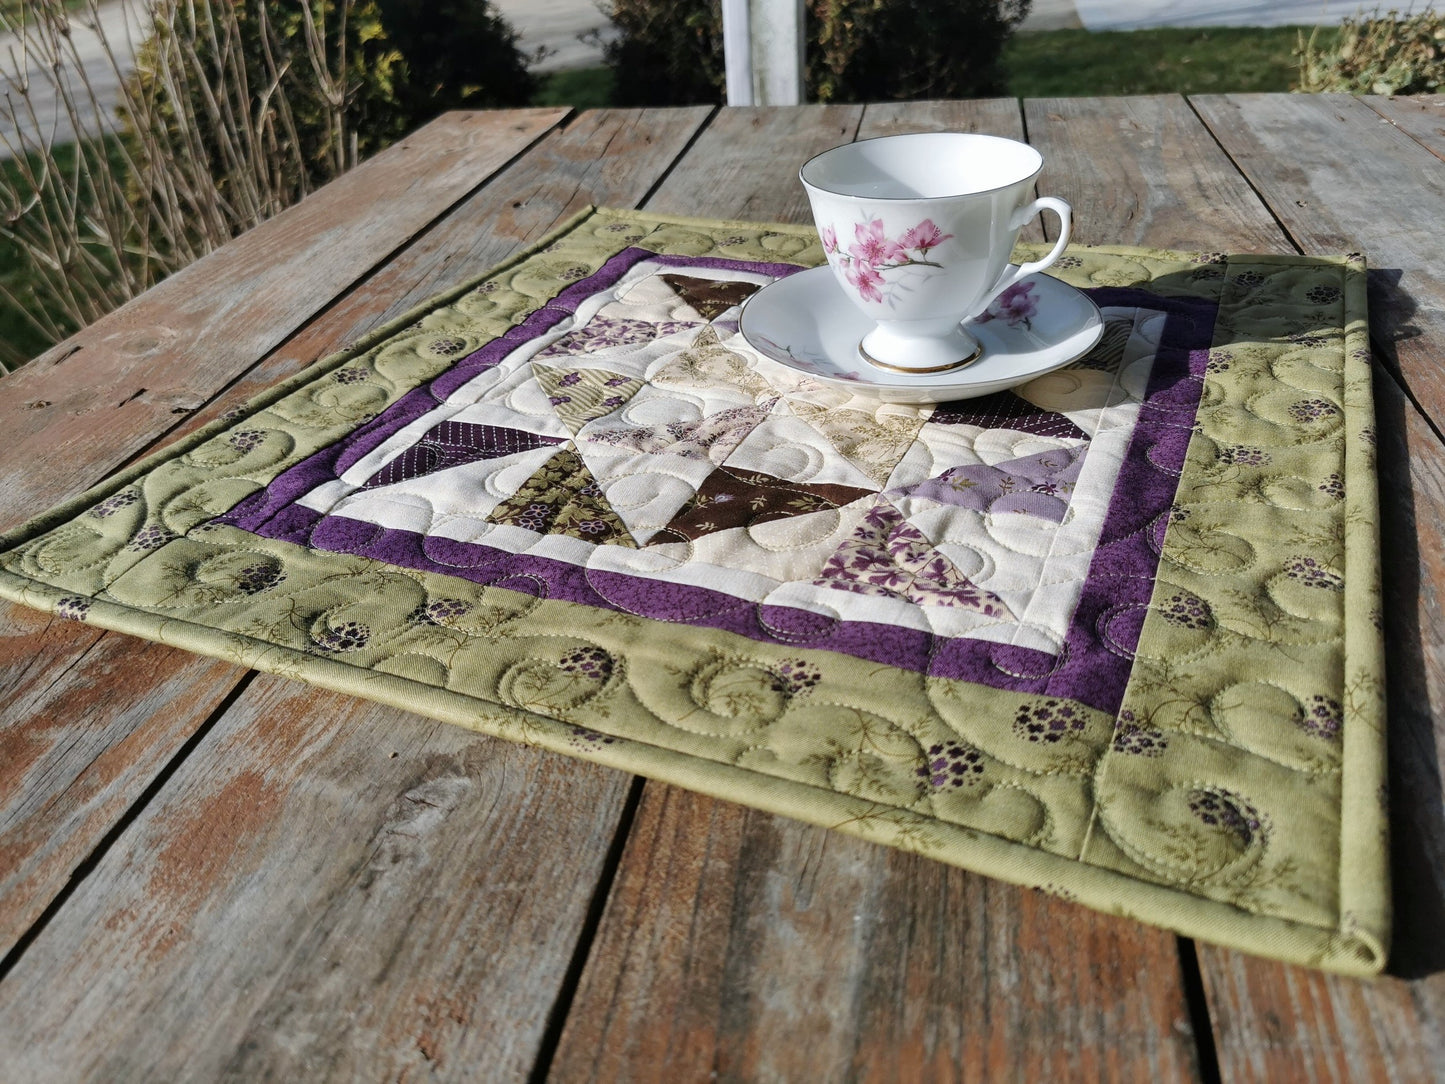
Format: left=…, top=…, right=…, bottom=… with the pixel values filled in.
left=0, top=209, right=1386, bottom=974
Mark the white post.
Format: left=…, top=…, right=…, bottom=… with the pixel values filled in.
left=721, top=0, right=755, bottom=106
left=750, top=0, right=805, bottom=106
left=722, top=0, right=805, bottom=107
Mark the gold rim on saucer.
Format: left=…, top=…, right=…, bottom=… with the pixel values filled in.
left=857, top=339, right=984, bottom=375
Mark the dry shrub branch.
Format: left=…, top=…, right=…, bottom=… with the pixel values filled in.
left=0, top=0, right=535, bottom=373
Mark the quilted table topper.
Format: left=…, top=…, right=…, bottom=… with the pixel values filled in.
left=0, top=209, right=1386, bottom=974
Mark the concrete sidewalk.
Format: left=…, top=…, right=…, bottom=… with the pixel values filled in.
left=496, top=0, right=1437, bottom=73
left=1073, top=0, right=1438, bottom=30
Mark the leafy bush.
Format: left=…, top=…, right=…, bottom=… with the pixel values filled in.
left=126, top=0, right=537, bottom=218
left=375, top=0, right=539, bottom=127
left=811, top=0, right=1031, bottom=102
left=1296, top=10, right=1445, bottom=95
left=0, top=0, right=535, bottom=370
left=605, top=0, right=726, bottom=106
left=604, top=0, right=1031, bottom=105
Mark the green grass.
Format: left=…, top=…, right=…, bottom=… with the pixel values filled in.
left=1003, top=25, right=1332, bottom=97
left=530, top=24, right=1333, bottom=107
left=533, top=66, right=616, bottom=110
left=0, top=152, right=65, bottom=367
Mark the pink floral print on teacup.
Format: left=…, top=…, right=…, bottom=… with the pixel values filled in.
left=821, top=217, right=954, bottom=304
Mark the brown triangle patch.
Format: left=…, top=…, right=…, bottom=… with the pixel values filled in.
left=649, top=467, right=873, bottom=545
left=661, top=273, right=760, bottom=321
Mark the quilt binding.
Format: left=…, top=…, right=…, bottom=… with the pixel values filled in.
left=0, top=206, right=1389, bottom=976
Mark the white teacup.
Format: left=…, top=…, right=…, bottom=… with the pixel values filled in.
left=800, top=132, right=1073, bottom=374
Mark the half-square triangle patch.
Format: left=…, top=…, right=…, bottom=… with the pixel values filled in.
left=649, top=467, right=873, bottom=545
left=814, top=498, right=1012, bottom=615
left=786, top=401, right=926, bottom=486
left=931, top=390, right=1088, bottom=441
left=487, top=446, right=637, bottom=547
left=536, top=314, right=696, bottom=359
left=362, top=422, right=565, bottom=489
left=660, top=273, right=761, bottom=321
left=533, top=363, right=644, bottom=435
left=652, top=326, right=777, bottom=403
left=587, top=402, right=773, bottom=464
left=894, top=444, right=1088, bottom=523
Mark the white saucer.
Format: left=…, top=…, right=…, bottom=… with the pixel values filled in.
left=738, top=265, right=1105, bottom=404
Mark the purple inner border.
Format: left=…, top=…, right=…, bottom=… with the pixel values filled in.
left=219, top=247, right=1216, bottom=715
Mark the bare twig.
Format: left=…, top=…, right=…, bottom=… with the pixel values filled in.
left=0, top=0, right=372, bottom=371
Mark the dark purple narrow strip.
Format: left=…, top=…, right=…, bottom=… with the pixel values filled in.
left=261, top=506, right=1062, bottom=693
left=1044, top=288, right=1217, bottom=711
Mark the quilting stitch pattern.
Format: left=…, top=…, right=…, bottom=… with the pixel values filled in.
left=0, top=210, right=1385, bottom=974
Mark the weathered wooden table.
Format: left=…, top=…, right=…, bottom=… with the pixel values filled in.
left=0, top=94, right=1441, bottom=1080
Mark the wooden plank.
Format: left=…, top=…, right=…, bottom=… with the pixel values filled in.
left=1022, top=95, right=1295, bottom=253
left=0, top=619, right=241, bottom=957
left=1196, top=367, right=1445, bottom=1083
left=1158, top=92, right=1445, bottom=1077
left=0, top=678, right=634, bottom=1082
left=1190, top=93, right=1445, bottom=425
left=0, top=108, right=567, bottom=532
left=1362, top=95, right=1445, bottom=164
left=1199, top=955, right=1445, bottom=1083
left=144, top=107, right=715, bottom=457
left=550, top=788, right=1205, bottom=1083
left=551, top=100, right=1206, bottom=1081
left=0, top=107, right=705, bottom=998
left=856, top=98, right=1025, bottom=139
left=645, top=103, right=865, bottom=225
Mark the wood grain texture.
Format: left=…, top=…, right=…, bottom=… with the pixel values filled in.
left=1190, top=93, right=1445, bottom=424
left=1198, top=946, right=1445, bottom=1084
left=552, top=100, right=1206, bottom=1083
left=0, top=109, right=566, bottom=532
left=142, top=107, right=714, bottom=460
left=0, top=678, right=634, bottom=1082
left=856, top=98, right=1024, bottom=139
left=550, top=787, right=1204, bottom=1084
left=645, top=104, right=864, bottom=225
left=0, top=106, right=702, bottom=982
left=1022, top=95, right=1294, bottom=253
left=0, top=617, right=241, bottom=958
left=1362, top=95, right=1445, bottom=163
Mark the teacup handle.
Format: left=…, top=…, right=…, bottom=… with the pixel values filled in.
left=976, top=196, right=1073, bottom=314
